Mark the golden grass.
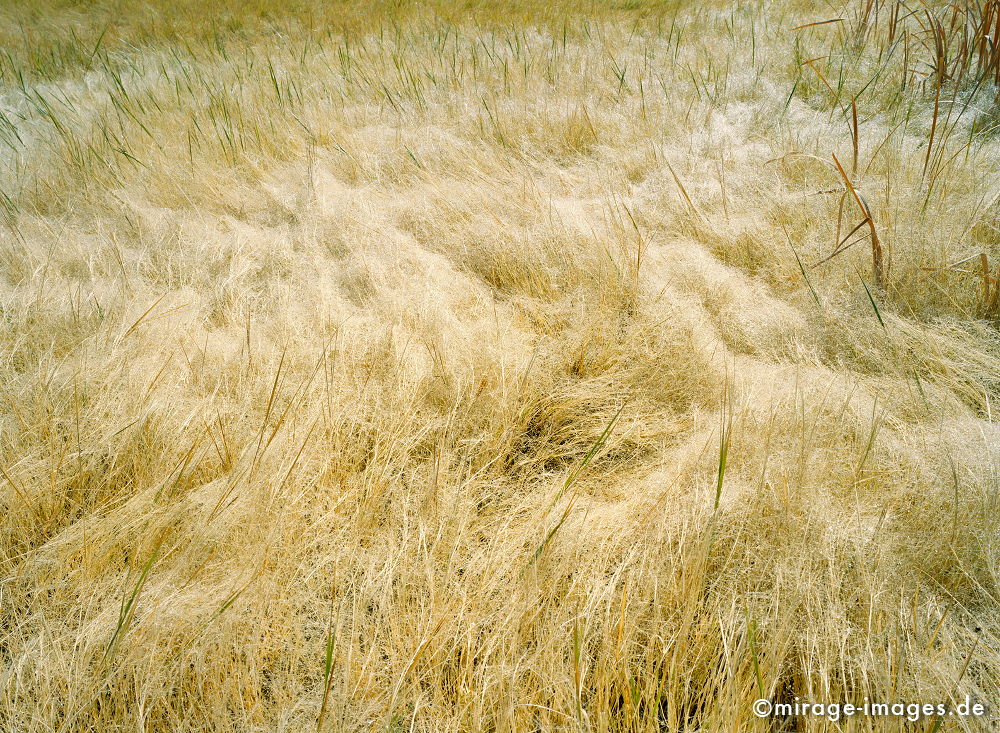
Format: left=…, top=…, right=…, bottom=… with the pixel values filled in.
left=1, top=0, right=999, bottom=730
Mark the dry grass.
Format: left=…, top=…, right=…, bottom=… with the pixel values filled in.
left=1, top=0, right=999, bottom=730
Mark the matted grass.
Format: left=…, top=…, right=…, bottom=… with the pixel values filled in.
left=1, top=0, right=998, bottom=730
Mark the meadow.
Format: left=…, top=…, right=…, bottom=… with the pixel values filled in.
left=1, top=0, right=999, bottom=729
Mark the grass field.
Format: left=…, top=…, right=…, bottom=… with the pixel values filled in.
left=1, top=0, right=999, bottom=730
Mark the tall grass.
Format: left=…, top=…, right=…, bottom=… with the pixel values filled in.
left=1, top=0, right=999, bottom=730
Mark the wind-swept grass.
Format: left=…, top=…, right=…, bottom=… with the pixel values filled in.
left=1, top=0, right=999, bottom=731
